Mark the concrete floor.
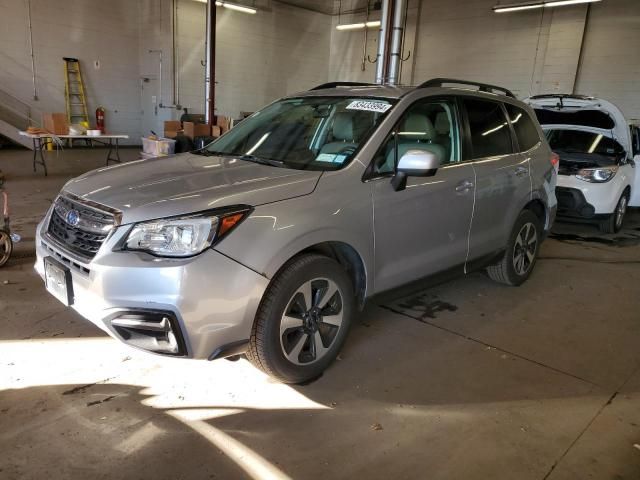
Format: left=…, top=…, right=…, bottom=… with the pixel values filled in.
left=1, top=147, right=639, bottom=480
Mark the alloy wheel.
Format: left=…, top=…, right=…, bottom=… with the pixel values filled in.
left=279, top=278, right=344, bottom=365
left=512, top=222, right=537, bottom=276
left=615, top=195, right=627, bottom=229
left=0, top=231, right=12, bottom=267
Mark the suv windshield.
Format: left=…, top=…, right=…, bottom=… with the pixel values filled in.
left=204, top=97, right=395, bottom=170
left=546, top=129, right=626, bottom=161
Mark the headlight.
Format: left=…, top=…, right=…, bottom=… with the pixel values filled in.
left=123, top=207, right=250, bottom=257
left=575, top=167, right=617, bottom=183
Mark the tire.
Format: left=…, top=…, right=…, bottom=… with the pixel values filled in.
left=246, top=254, right=354, bottom=384
left=0, top=229, right=13, bottom=268
left=486, top=210, right=542, bottom=286
left=599, top=192, right=628, bottom=234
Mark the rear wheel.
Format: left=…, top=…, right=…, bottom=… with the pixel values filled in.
left=599, top=192, right=628, bottom=234
left=0, top=230, right=12, bottom=267
left=486, top=210, right=541, bottom=286
left=246, top=254, right=354, bottom=384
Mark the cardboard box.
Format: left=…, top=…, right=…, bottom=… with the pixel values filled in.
left=211, top=125, right=222, bottom=138
left=164, top=120, right=181, bottom=131
left=183, top=121, right=212, bottom=139
left=164, top=120, right=181, bottom=139
left=215, top=115, right=231, bottom=133
left=43, top=113, right=68, bottom=135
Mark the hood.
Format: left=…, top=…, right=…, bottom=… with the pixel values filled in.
left=63, top=153, right=322, bottom=224
left=524, top=95, right=631, bottom=156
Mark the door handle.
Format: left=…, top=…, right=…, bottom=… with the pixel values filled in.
left=455, top=180, right=474, bottom=193
left=514, top=166, right=528, bottom=177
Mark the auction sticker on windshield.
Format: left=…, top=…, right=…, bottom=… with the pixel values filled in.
left=346, top=100, right=392, bottom=113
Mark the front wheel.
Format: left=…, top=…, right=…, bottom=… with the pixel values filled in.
left=599, top=192, right=628, bottom=234
left=0, top=230, right=13, bottom=268
left=246, top=254, right=354, bottom=384
left=486, top=210, right=541, bottom=286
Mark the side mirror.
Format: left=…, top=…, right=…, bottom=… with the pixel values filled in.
left=391, top=150, right=441, bottom=191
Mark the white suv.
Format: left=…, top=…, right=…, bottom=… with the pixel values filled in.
left=526, top=95, right=640, bottom=233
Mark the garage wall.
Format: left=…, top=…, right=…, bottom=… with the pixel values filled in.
left=412, top=0, right=588, bottom=98
left=574, top=0, right=640, bottom=123
left=329, top=0, right=420, bottom=85
left=174, top=0, right=331, bottom=120
left=329, top=0, right=640, bottom=121
left=0, top=0, right=143, bottom=143
left=0, top=0, right=330, bottom=142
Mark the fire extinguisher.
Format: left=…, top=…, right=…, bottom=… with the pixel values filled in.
left=96, top=106, right=105, bottom=134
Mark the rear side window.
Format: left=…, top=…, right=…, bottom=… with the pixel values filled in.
left=505, top=104, right=540, bottom=152
left=464, top=99, right=513, bottom=159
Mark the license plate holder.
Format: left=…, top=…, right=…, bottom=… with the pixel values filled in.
left=44, top=256, right=74, bottom=306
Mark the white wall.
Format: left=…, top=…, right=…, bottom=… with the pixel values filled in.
left=328, top=0, right=640, bottom=120
left=2, top=0, right=640, bottom=143
left=575, top=0, right=640, bottom=123
left=0, top=0, right=143, bottom=143
left=411, top=0, right=589, bottom=97
left=0, top=0, right=330, bottom=142
left=174, top=0, right=331, bottom=119
left=329, top=0, right=419, bottom=85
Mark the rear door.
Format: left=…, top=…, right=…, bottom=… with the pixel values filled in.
left=463, top=98, right=532, bottom=263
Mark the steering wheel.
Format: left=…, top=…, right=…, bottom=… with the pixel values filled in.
left=335, top=145, right=357, bottom=157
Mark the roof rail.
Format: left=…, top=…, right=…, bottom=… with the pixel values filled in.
left=528, top=94, right=594, bottom=100
left=417, top=78, right=516, bottom=98
left=309, top=82, right=376, bottom=91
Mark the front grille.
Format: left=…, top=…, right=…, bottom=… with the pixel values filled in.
left=46, top=195, right=116, bottom=260
left=555, top=187, right=578, bottom=210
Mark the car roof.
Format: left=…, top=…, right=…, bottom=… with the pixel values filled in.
left=288, top=79, right=522, bottom=104
left=290, top=84, right=413, bottom=99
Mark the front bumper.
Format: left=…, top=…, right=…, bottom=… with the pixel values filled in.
left=35, top=219, right=269, bottom=360
left=555, top=186, right=600, bottom=220
left=556, top=173, right=627, bottom=219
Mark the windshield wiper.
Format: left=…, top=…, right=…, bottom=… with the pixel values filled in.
left=195, top=150, right=285, bottom=167
left=238, top=154, right=285, bottom=167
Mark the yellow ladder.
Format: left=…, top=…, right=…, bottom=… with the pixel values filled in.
left=63, top=57, right=89, bottom=128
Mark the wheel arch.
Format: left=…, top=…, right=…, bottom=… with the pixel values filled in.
left=523, top=198, right=547, bottom=229
left=272, top=241, right=369, bottom=311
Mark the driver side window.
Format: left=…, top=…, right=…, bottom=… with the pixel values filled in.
left=371, top=99, right=459, bottom=176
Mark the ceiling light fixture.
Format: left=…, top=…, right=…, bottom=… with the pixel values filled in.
left=493, top=0, right=601, bottom=13
left=336, top=20, right=381, bottom=31
left=193, top=0, right=257, bottom=14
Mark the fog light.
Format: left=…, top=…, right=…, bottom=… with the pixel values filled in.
left=109, top=310, right=186, bottom=356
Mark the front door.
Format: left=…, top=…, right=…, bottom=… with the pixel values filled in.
left=371, top=98, right=476, bottom=293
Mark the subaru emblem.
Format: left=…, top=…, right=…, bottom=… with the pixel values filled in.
left=65, top=209, right=80, bottom=226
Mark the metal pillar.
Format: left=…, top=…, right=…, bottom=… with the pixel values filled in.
left=387, top=0, right=406, bottom=85
left=374, top=0, right=392, bottom=85
left=205, top=0, right=216, bottom=124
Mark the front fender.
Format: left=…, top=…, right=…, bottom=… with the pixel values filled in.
left=214, top=173, right=375, bottom=295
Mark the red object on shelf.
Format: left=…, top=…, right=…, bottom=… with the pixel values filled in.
left=96, top=106, right=105, bottom=133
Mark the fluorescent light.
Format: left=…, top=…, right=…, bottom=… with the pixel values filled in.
left=336, top=20, right=381, bottom=31
left=221, top=1, right=257, bottom=13
left=193, top=0, right=257, bottom=14
left=545, top=0, right=601, bottom=6
left=336, top=22, right=366, bottom=30
left=493, top=0, right=601, bottom=12
left=588, top=134, right=603, bottom=153
left=494, top=3, right=543, bottom=12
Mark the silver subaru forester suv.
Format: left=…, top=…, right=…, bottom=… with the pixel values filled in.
left=36, top=79, right=557, bottom=383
